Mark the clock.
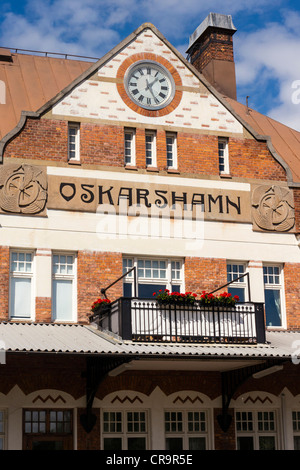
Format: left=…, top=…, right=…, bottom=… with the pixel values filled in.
left=124, top=60, right=175, bottom=110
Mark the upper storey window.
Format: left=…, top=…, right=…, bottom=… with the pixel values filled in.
left=52, top=253, right=76, bottom=322
left=9, top=250, right=34, bottom=319
left=68, top=123, right=80, bottom=162
left=166, top=132, right=177, bottom=169
left=124, top=128, right=136, bottom=166
left=218, top=137, right=229, bottom=174
left=263, top=264, right=284, bottom=327
left=145, top=130, right=157, bottom=167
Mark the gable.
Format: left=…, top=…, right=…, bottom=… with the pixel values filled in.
left=48, top=25, right=244, bottom=135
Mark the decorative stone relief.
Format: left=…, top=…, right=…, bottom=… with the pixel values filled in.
left=252, top=185, right=295, bottom=232
left=0, top=164, right=47, bottom=214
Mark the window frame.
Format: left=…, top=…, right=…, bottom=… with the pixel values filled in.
left=218, top=137, right=229, bottom=174
left=166, top=132, right=177, bottom=170
left=145, top=130, right=157, bottom=167
left=102, top=409, right=149, bottom=450
left=0, top=410, right=7, bottom=450
left=226, top=261, right=249, bottom=302
left=23, top=409, right=73, bottom=450
left=68, top=122, right=80, bottom=162
left=9, top=249, right=35, bottom=320
left=124, top=128, right=136, bottom=166
left=292, top=410, right=300, bottom=450
left=235, top=409, right=279, bottom=450
left=51, top=252, right=77, bottom=322
left=164, top=409, right=209, bottom=450
left=122, top=257, right=184, bottom=298
left=263, top=263, right=285, bottom=328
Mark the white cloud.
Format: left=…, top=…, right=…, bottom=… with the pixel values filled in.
left=0, top=0, right=299, bottom=130
left=235, top=11, right=300, bottom=130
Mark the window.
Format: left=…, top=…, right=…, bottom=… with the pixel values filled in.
left=236, top=410, right=278, bottom=450
left=23, top=409, right=73, bottom=450
left=102, top=411, right=148, bottom=450
left=292, top=411, right=300, bottom=449
left=68, top=123, right=80, bottom=161
left=124, top=128, right=136, bottom=166
left=218, top=137, right=229, bottom=174
left=52, top=253, right=76, bottom=321
left=10, top=250, right=34, bottom=319
left=227, top=262, right=248, bottom=302
left=166, top=132, right=177, bottom=169
left=263, top=265, right=284, bottom=327
left=165, top=411, right=208, bottom=450
left=122, top=257, right=184, bottom=298
left=0, top=410, right=6, bottom=450
left=145, top=130, right=156, bottom=167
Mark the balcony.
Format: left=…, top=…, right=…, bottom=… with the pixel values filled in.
left=90, top=298, right=266, bottom=344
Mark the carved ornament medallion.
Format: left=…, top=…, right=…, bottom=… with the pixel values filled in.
left=0, top=164, right=47, bottom=214
left=252, top=185, right=295, bottom=232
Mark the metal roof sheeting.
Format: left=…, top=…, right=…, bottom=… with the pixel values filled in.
left=0, top=322, right=298, bottom=359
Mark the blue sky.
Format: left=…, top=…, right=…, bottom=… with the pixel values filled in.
left=1, top=0, right=300, bottom=131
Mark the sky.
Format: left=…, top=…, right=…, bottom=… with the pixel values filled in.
left=0, top=0, right=300, bottom=131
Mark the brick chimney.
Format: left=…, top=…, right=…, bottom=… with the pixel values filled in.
left=186, top=13, right=237, bottom=100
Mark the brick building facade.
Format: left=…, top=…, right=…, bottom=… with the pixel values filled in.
left=0, top=13, right=300, bottom=451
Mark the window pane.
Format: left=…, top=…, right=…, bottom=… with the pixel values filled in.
left=104, top=438, right=122, bottom=450
left=52, top=279, right=73, bottom=321
left=128, top=437, right=146, bottom=450
left=138, top=283, right=166, bottom=298
left=10, top=278, right=31, bottom=318
left=265, top=290, right=281, bottom=326
left=237, top=436, right=254, bottom=450
left=189, top=437, right=206, bottom=450
left=228, top=287, right=244, bottom=302
left=123, top=282, right=132, bottom=297
left=166, top=437, right=183, bottom=451
left=259, top=436, right=275, bottom=450
left=294, top=436, right=300, bottom=450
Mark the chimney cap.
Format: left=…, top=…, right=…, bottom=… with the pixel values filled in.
left=186, top=13, right=236, bottom=53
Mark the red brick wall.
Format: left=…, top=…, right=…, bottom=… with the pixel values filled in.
left=35, top=297, right=52, bottom=323
left=0, top=246, right=9, bottom=320
left=4, top=118, right=287, bottom=182
left=185, top=257, right=227, bottom=294
left=191, top=31, right=235, bottom=72
left=293, top=188, right=300, bottom=233
left=284, top=263, right=300, bottom=329
left=77, top=251, right=123, bottom=323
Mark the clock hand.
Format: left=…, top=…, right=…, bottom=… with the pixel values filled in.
left=146, top=77, right=159, bottom=91
left=146, top=80, right=159, bottom=102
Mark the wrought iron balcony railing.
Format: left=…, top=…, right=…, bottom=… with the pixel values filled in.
left=90, top=298, right=266, bottom=344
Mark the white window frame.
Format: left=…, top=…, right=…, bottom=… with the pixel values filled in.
left=68, top=122, right=80, bottom=162
left=9, top=249, right=35, bottom=320
left=164, top=410, right=209, bottom=450
left=52, top=252, right=77, bottom=322
left=124, top=128, right=136, bottom=166
left=0, top=410, right=7, bottom=450
left=166, top=132, right=177, bottom=169
left=263, top=264, right=285, bottom=328
left=292, top=411, right=300, bottom=450
left=227, top=261, right=249, bottom=302
left=235, top=410, right=279, bottom=450
left=102, top=410, right=149, bottom=450
left=122, top=257, right=184, bottom=298
left=218, top=137, right=229, bottom=174
left=145, top=130, right=157, bottom=167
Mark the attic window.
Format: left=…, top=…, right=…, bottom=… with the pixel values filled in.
left=0, top=48, right=13, bottom=62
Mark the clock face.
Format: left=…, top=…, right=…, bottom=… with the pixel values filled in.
left=125, top=61, right=175, bottom=110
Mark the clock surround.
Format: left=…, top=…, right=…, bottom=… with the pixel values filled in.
left=116, top=53, right=183, bottom=117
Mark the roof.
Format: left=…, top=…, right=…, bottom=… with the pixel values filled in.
left=226, top=97, right=300, bottom=186
left=0, top=322, right=297, bottom=360
left=0, top=51, right=93, bottom=140
left=0, top=23, right=299, bottom=186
